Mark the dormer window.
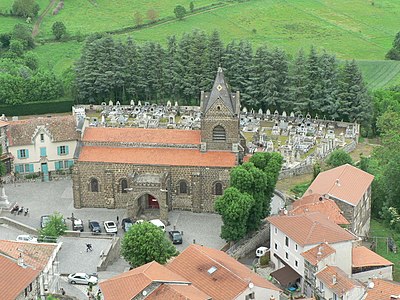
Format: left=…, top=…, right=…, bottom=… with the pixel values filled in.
left=40, top=133, right=44, bottom=142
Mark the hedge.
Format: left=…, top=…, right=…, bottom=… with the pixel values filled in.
left=0, top=99, right=74, bottom=117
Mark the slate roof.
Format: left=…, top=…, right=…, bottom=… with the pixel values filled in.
left=291, top=194, right=349, bottom=225
left=83, top=127, right=201, bottom=145
left=316, top=265, right=362, bottom=296
left=99, top=261, right=209, bottom=300
left=202, top=67, right=237, bottom=114
left=364, top=279, right=400, bottom=300
left=8, top=116, right=78, bottom=146
left=167, top=244, right=280, bottom=300
left=352, top=246, right=393, bottom=268
left=0, top=240, right=58, bottom=270
left=267, top=212, right=357, bottom=247
left=301, top=243, right=336, bottom=266
left=0, top=254, right=40, bottom=300
left=78, top=146, right=237, bottom=168
left=305, top=164, right=374, bottom=206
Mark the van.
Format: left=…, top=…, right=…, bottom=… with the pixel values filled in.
left=150, top=219, right=165, bottom=232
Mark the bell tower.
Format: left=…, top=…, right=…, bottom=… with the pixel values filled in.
left=200, top=67, right=241, bottom=152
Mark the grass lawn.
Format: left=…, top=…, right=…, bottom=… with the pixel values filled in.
left=357, top=60, right=400, bottom=89
left=369, top=219, right=400, bottom=281
left=0, top=16, right=24, bottom=34
left=0, top=0, right=14, bottom=13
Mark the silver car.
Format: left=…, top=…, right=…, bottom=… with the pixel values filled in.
left=67, top=273, right=98, bottom=285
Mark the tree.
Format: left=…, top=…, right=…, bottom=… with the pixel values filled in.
left=326, top=149, right=353, bottom=168
left=215, top=187, right=254, bottom=242
left=12, top=24, right=35, bottom=49
left=133, top=11, right=143, bottom=26
left=0, top=146, right=6, bottom=178
left=9, top=39, right=24, bottom=57
left=12, top=0, right=39, bottom=18
left=38, top=212, right=67, bottom=242
left=52, top=21, right=67, bottom=40
left=190, top=1, right=194, bottom=12
left=147, top=9, right=158, bottom=22
left=386, top=32, right=400, bottom=60
left=121, top=222, right=177, bottom=267
left=174, top=5, right=187, bottom=20
left=288, top=49, right=309, bottom=114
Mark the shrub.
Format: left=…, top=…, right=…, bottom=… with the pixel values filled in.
left=259, top=252, right=270, bottom=267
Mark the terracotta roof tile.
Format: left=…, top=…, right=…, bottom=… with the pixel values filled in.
left=0, top=254, right=40, bottom=300
left=0, top=120, right=8, bottom=127
left=0, top=240, right=58, bottom=270
left=78, top=146, right=237, bottom=167
left=365, top=279, right=400, bottom=300
left=8, top=116, right=78, bottom=146
left=167, top=245, right=280, bottom=300
left=305, top=164, right=374, bottom=206
left=146, top=284, right=211, bottom=300
left=99, top=261, right=193, bottom=300
left=352, top=246, right=393, bottom=268
left=291, top=194, right=349, bottom=225
left=301, top=243, right=336, bottom=266
left=316, top=266, right=362, bottom=296
left=267, top=212, right=357, bottom=247
left=83, top=127, right=201, bottom=145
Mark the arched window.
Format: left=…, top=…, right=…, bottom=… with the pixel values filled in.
left=214, top=182, right=223, bottom=195
left=89, top=178, right=99, bottom=192
left=179, top=180, right=188, bottom=194
left=120, top=178, right=128, bottom=193
left=213, top=125, right=226, bottom=141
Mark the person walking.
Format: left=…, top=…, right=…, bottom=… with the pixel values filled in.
left=60, top=287, right=66, bottom=295
left=86, top=243, right=93, bottom=252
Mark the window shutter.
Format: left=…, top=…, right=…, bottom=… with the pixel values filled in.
left=55, top=162, right=60, bottom=170
left=15, top=165, right=21, bottom=173
left=17, top=150, right=21, bottom=159
left=25, top=149, right=29, bottom=158
left=29, top=164, right=34, bottom=173
left=67, top=160, right=74, bottom=167
left=65, top=145, right=69, bottom=155
left=57, top=146, right=60, bottom=155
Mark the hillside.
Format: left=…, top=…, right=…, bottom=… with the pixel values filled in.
left=1, top=0, right=400, bottom=88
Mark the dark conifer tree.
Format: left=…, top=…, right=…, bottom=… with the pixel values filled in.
left=288, top=49, right=309, bottom=114
left=318, top=52, right=339, bottom=119
left=163, top=36, right=180, bottom=100
left=207, top=30, right=224, bottom=84
left=124, top=37, right=140, bottom=101
left=306, top=46, right=323, bottom=115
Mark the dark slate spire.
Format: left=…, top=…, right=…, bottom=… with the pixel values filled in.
left=203, top=67, right=237, bottom=114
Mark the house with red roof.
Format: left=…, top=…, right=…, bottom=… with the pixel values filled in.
left=100, top=244, right=281, bottom=300
left=72, top=68, right=246, bottom=221
left=304, top=164, right=374, bottom=237
left=364, top=279, right=400, bottom=300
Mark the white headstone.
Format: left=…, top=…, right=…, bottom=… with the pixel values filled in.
left=258, top=108, right=263, bottom=115
left=108, top=100, right=113, bottom=106
left=130, top=100, right=135, bottom=106
left=266, top=109, right=271, bottom=116
left=138, top=101, right=142, bottom=106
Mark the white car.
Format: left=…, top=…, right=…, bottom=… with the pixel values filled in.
left=68, top=273, right=98, bottom=285
left=16, top=235, right=38, bottom=243
left=104, top=221, right=118, bottom=233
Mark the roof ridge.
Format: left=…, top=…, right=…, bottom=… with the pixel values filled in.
left=327, top=164, right=347, bottom=194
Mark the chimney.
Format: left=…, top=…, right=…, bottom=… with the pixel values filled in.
left=335, top=179, right=341, bottom=187
left=332, top=274, right=337, bottom=285
left=17, top=254, right=26, bottom=268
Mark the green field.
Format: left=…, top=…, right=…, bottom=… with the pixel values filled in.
left=0, top=16, right=24, bottom=34
left=357, top=60, right=400, bottom=89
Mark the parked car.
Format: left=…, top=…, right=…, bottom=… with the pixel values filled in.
left=16, top=235, right=38, bottom=243
left=88, top=221, right=101, bottom=234
left=168, top=230, right=183, bottom=244
left=67, top=273, right=98, bottom=285
left=256, top=246, right=269, bottom=257
left=73, top=218, right=84, bottom=232
left=40, top=215, right=51, bottom=228
left=121, top=218, right=133, bottom=232
left=104, top=221, right=118, bottom=234
left=150, top=219, right=165, bottom=232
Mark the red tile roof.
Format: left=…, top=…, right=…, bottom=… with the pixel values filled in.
left=78, top=146, right=237, bottom=167
left=99, top=261, right=198, bottom=300
left=352, top=246, right=393, bottom=268
left=301, top=243, right=336, bottom=266
left=267, top=212, right=357, bottom=247
left=291, top=194, right=349, bottom=225
left=146, top=284, right=211, bottom=300
left=0, top=240, right=58, bottom=270
left=365, top=279, right=400, bottom=300
left=305, top=164, right=374, bottom=206
left=316, top=265, right=362, bottom=296
left=167, top=244, right=280, bottom=300
left=0, top=254, right=40, bottom=300
left=83, top=127, right=201, bottom=145
left=0, top=120, right=8, bottom=127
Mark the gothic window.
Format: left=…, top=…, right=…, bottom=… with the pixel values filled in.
left=120, top=178, right=128, bottom=193
left=214, top=182, right=223, bottom=195
left=178, top=180, right=189, bottom=194
left=89, top=178, right=99, bottom=192
left=212, top=125, right=226, bottom=141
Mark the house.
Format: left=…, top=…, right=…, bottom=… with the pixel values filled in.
left=315, top=265, right=364, bottom=300
left=72, top=68, right=246, bottom=221
left=267, top=212, right=358, bottom=291
left=0, top=253, right=41, bottom=300
left=8, top=115, right=80, bottom=181
left=0, top=240, right=62, bottom=296
left=0, top=119, right=12, bottom=173
left=364, top=279, right=400, bottom=299
left=304, top=164, right=374, bottom=236
left=100, top=244, right=281, bottom=300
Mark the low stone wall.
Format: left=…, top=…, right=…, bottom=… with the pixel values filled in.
left=97, top=236, right=121, bottom=271
left=0, top=216, right=38, bottom=235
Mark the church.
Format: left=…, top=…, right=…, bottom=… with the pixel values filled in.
left=72, top=68, right=246, bottom=220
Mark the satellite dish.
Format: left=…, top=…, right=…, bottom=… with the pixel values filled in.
left=368, top=282, right=374, bottom=289
left=248, top=282, right=254, bottom=289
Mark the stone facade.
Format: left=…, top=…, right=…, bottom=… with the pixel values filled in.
left=72, top=68, right=242, bottom=221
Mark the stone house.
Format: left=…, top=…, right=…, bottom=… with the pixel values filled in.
left=304, top=164, right=374, bottom=237
left=7, top=116, right=80, bottom=181
left=72, top=68, right=245, bottom=220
